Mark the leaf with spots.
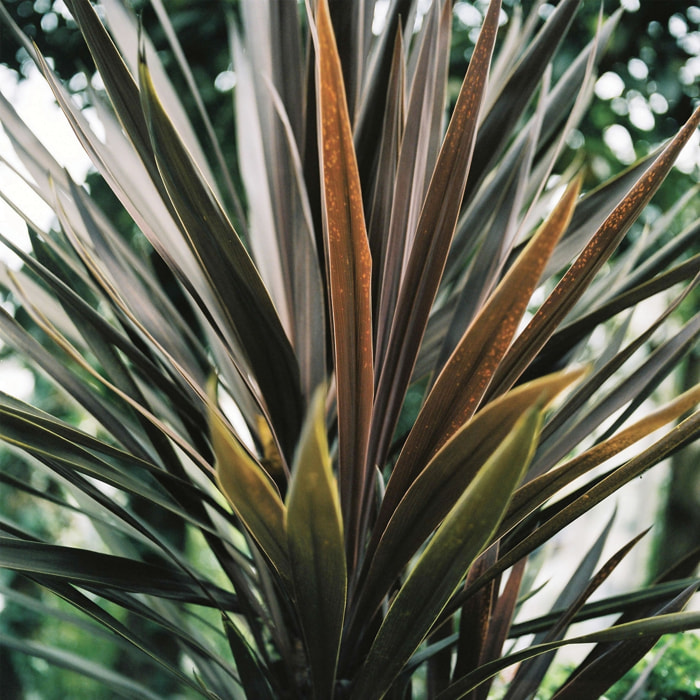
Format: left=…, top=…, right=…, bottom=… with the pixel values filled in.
left=313, top=0, right=374, bottom=562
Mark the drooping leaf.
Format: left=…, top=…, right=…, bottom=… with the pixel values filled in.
left=0, top=633, right=166, bottom=700
left=0, top=538, right=238, bottom=608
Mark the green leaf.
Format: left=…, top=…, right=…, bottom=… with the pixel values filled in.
left=0, top=538, right=238, bottom=608
left=285, top=386, right=347, bottom=699
left=209, top=396, right=290, bottom=582
left=439, top=607, right=700, bottom=700
left=459, top=408, right=700, bottom=609
left=354, top=367, right=585, bottom=628
left=350, top=407, right=543, bottom=699
left=222, top=615, right=275, bottom=700
left=313, top=0, right=374, bottom=562
left=0, top=633, right=166, bottom=700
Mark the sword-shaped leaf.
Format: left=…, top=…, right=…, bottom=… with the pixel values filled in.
left=285, top=387, right=346, bottom=699
left=313, top=0, right=374, bottom=560
left=440, top=603, right=700, bottom=699
left=209, top=398, right=289, bottom=582
left=138, top=49, right=303, bottom=461
left=354, top=367, right=585, bottom=628
left=351, top=407, right=543, bottom=700
left=383, top=177, right=580, bottom=524
left=488, top=104, right=700, bottom=398
left=0, top=538, right=238, bottom=608
left=369, top=0, right=500, bottom=473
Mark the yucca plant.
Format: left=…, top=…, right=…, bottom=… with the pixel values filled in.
left=0, top=0, right=699, bottom=697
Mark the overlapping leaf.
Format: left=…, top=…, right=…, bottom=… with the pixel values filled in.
left=286, top=387, right=346, bottom=699
left=313, top=0, right=374, bottom=561
left=351, top=408, right=543, bottom=699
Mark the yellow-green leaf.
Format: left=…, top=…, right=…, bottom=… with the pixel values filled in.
left=350, top=408, right=543, bottom=699
left=209, top=399, right=289, bottom=582
left=285, top=386, right=347, bottom=699
left=355, top=367, right=586, bottom=627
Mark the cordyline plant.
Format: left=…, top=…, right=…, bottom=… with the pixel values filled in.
left=0, top=0, right=699, bottom=697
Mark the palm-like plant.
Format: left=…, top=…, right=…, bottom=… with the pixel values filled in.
left=0, top=0, right=699, bottom=697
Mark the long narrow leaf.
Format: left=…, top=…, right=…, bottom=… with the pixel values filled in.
left=385, top=176, right=580, bottom=518
left=138, top=48, right=303, bottom=461
left=488, top=105, right=700, bottom=398
left=351, top=407, right=543, bottom=700
left=355, top=367, right=585, bottom=629
left=285, top=387, right=346, bottom=699
left=313, top=0, right=374, bottom=563
left=438, top=610, right=700, bottom=699
left=209, top=399, right=290, bottom=582
left=369, top=0, right=502, bottom=476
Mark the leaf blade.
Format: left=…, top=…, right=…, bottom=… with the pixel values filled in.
left=285, top=387, right=347, bottom=699
left=351, top=407, right=543, bottom=699
left=314, top=0, right=374, bottom=562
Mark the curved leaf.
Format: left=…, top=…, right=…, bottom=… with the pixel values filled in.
left=437, top=609, right=700, bottom=699
left=0, top=538, right=238, bottom=608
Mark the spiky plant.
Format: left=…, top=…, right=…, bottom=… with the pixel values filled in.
left=0, top=0, right=699, bottom=697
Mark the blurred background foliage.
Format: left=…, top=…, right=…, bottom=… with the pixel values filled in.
left=0, top=0, right=699, bottom=697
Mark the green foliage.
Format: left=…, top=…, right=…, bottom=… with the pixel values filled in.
left=0, top=1, right=699, bottom=698
left=606, top=633, right=700, bottom=700
left=536, top=633, right=700, bottom=700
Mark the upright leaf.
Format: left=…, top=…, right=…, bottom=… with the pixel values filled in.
left=354, top=368, right=585, bottom=628
left=385, top=176, right=580, bottom=516
left=350, top=408, right=543, bottom=700
left=138, top=49, right=303, bottom=461
left=369, top=0, right=501, bottom=473
left=313, top=0, right=374, bottom=563
left=209, top=398, right=289, bottom=582
left=286, top=387, right=347, bottom=699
